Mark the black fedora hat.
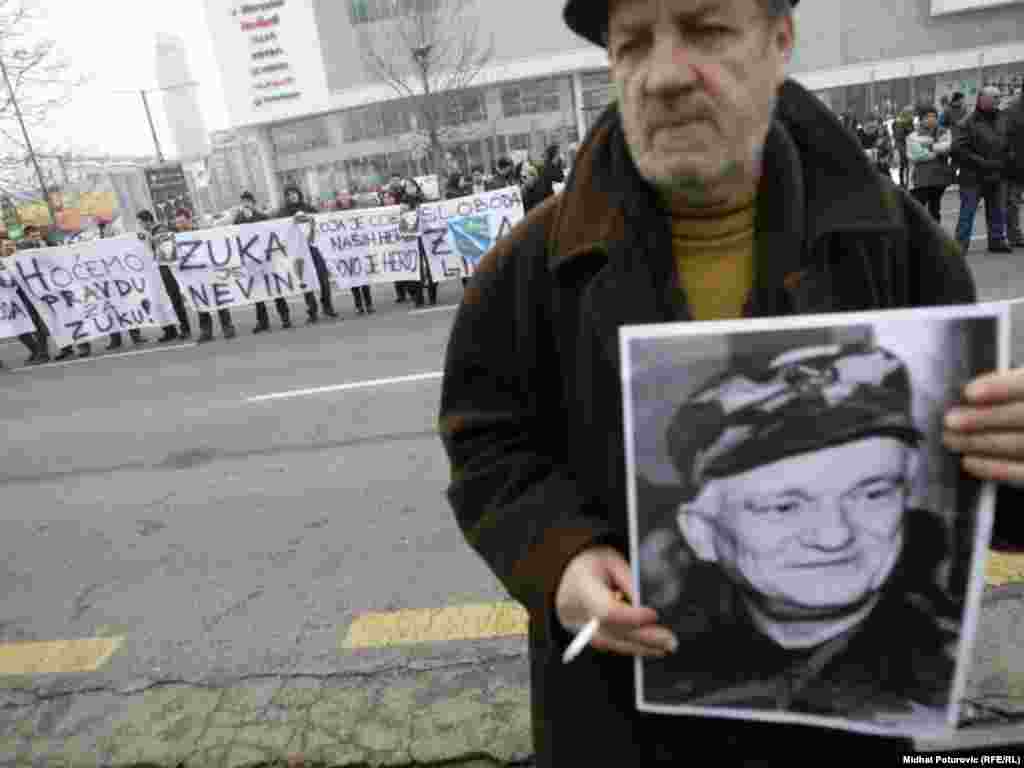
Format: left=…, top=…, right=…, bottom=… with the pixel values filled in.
left=564, top=0, right=800, bottom=48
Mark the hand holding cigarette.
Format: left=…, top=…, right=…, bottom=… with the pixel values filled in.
left=555, top=546, right=678, bottom=664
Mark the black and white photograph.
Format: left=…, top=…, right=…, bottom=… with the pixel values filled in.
left=621, top=304, right=1010, bottom=738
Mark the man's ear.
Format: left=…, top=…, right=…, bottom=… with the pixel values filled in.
left=676, top=485, right=720, bottom=563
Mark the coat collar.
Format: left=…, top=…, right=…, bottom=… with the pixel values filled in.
left=547, top=79, right=904, bottom=273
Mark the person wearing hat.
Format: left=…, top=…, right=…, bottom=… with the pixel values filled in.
left=235, top=192, right=293, bottom=333
left=907, top=102, right=955, bottom=222
left=439, top=0, right=1024, bottom=763
left=642, top=343, right=957, bottom=721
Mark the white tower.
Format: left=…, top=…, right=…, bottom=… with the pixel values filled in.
left=154, top=33, right=210, bottom=162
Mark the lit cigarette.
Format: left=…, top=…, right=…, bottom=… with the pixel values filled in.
left=561, top=617, right=600, bottom=664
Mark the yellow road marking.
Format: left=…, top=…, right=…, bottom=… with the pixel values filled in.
left=986, top=551, right=1024, bottom=587
left=0, top=636, right=124, bottom=675
left=342, top=601, right=527, bottom=649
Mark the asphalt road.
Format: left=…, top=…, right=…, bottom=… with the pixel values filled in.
left=2, top=190, right=1024, bottom=765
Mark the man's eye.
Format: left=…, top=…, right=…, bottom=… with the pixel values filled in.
left=862, top=482, right=901, bottom=501
left=750, top=499, right=804, bottom=516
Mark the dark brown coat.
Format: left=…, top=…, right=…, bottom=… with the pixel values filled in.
left=439, top=79, right=1019, bottom=766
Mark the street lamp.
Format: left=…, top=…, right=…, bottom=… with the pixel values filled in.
left=113, top=81, right=199, bottom=165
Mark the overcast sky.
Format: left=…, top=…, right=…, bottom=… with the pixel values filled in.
left=29, top=0, right=229, bottom=157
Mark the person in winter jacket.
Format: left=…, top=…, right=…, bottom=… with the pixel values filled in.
left=906, top=104, right=956, bottom=222
left=891, top=106, right=916, bottom=188
left=396, top=177, right=434, bottom=307
left=1003, top=90, right=1024, bottom=247
left=952, top=86, right=1011, bottom=254
left=940, top=92, right=967, bottom=131
left=439, top=1, right=1024, bottom=765
left=857, top=116, right=893, bottom=177
left=276, top=185, right=338, bottom=322
left=236, top=191, right=293, bottom=333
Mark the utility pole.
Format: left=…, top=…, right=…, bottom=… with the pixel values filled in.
left=0, top=49, right=55, bottom=225
left=140, top=89, right=164, bottom=163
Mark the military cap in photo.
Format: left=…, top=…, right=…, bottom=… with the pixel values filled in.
left=665, top=343, right=922, bottom=495
left=565, top=0, right=801, bottom=48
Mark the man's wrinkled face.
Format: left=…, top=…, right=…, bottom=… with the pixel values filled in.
left=683, top=437, right=911, bottom=618
left=607, top=0, right=793, bottom=201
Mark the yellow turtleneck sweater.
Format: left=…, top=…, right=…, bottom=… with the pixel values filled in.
left=671, top=191, right=756, bottom=321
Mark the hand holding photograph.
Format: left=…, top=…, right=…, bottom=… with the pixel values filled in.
left=621, top=304, right=1010, bottom=738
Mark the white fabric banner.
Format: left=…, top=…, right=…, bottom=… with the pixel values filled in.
left=0, top=259, right=37, bottom=340
left=417, top=186, right=526, bottom=282
left=312, top=205, right=420, bottom=290
left=171, top=219, right=311, bottom=311
left=11, top=235, right=176, bottom=347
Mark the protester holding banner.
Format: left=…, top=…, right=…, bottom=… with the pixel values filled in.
left=276, top=185, right=338, bottom=323
left=139, top=210, right=192, bottom=344
left=0, top=236, right=49, bottom=365
left=16, top=225, right=94, bottom=362
left=396, top=177, right=435, bottom=307
left=236, top=192, right=293, bottom=333
left=176, top=208, right=237, bottom=343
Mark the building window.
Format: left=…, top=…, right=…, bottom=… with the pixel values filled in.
left=269, top=117, right=330, bottom=155
left=507, top=133, right=530, bottom=152
left=441, top=89, right=487, bottom=126
left=501, top=77, right=562, bottom=118
left=343, top=102, right=414, bottom=143
left=581, top=70, right=613, bottom=132
left=348, top=0, right=441, bottom=25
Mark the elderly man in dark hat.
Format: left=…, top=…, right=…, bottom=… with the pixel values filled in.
left=643, top=344, right=957, bottom=722
left=439, top=0, right=1024, bottom=763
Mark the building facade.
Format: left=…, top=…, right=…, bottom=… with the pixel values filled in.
left=201, top=0, right=1024, bottom=210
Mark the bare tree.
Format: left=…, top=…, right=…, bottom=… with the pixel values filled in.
left=0, top=0, right=82, bottom=221
left=354, top=0, right=494, bottom=179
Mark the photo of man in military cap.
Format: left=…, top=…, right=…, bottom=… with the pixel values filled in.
left=623, top=309, right=1003, bottom=736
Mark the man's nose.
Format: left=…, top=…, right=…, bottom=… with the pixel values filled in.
left=799, top=496, right=855, bottom=551
left=645, top=32, right=699, bottom=96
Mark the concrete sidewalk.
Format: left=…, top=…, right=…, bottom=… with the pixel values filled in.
left=5, top=576, right=1024, bottom=766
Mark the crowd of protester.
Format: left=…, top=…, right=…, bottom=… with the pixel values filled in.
left=1, top=145, right=568, bottom=368
left=837, top=82, right=1023, bottom=255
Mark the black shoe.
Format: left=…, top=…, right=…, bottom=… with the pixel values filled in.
left=988, top=242, right=1013, bottom=254
left=197, top=332, right=214, bottom=344
left=54, top=349, right=74, bottom=361
left=282, top=319, right=293, bottom=329
left=224, top=326, right=237, bottom=340
left=106, top=338, right=123, bottom=351
left=132, top=335, right=147, bottom=346
left=180, top=327, right=192, bottom=340
left=323, top=308, right=339, bottom=319
left=366, top=305, right=375, bottom=314
left=396, top=296, right=407, bottom=303
left=158, top=329, right=179, bottom=343
left=78, top=347, right=91, bottom=358
left=253, top=323, right=271, bottom=334
left=355, top=307, right=365, bottom=315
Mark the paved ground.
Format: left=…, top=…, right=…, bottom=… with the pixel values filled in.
left=2, top=189, right=1024, bottom=767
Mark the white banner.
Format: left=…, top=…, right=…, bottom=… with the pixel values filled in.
left=0, top=260, right=36, bottom=339
left=417, top=186, right=525, bottom=282
left=171, top=219, right=311, bottom=311
left=11, top=236, right=176, bottom=347
left=312, top=205, right=420, bottom=290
